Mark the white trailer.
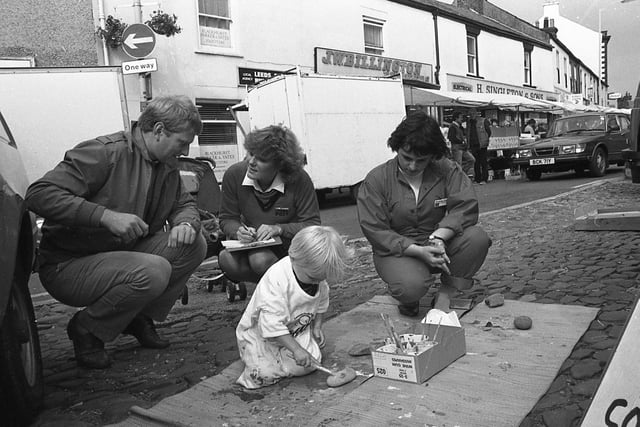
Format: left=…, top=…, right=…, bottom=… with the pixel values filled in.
left=0, top=67, right=129, bottom=183
left=241, top=71, right=406, bottom=195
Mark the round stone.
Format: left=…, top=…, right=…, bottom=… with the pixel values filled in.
left=514, top=316, right=533, bottom=330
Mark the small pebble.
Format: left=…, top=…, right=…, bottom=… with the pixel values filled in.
left=514, top=316, right=532, bottom=330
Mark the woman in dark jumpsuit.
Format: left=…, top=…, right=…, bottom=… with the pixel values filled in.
left=357, top=111, right=491, bottom=317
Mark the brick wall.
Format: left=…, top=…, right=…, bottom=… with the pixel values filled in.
left=0, top=0, right=98, bottom=66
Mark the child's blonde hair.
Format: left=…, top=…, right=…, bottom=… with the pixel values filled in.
left=288, top=226, right=353, bottom=282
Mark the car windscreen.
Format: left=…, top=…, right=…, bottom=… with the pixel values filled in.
left=548, top=115, right=605, bottom=137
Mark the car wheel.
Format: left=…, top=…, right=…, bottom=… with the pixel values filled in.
left=0, top=271, right=44, bottom=426
left=525, top=168, right=542, bottom=181
left=589, top=147, right=607, bottom=177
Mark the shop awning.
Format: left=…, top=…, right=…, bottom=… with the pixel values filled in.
left=404, top=86, right=559, bottom=111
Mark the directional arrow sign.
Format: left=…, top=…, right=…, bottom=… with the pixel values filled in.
left=121, top=24, right=156, bottom=59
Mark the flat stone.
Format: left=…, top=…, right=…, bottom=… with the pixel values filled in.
left=572, top=378, right=601, bottom=396
left=571, top=349, right=593, bottom=360
left=599, top=311, right=630, bottom=323
left=570, top=360, right=602, bottom=380
left=542, top=406, right=581, bottom=427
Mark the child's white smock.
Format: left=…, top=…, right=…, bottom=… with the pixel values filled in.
left=236, top=256, right=329, bottom=389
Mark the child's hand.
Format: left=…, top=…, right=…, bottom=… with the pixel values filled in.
left=292, top=348, right=313, bottom=368
left=313, top=327, right=326, bottom=349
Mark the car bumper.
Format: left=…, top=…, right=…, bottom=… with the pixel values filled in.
left=513, top=154, right=590, bottom=168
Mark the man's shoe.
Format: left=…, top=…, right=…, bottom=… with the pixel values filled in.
left=398, top=302, right=420, bottom=317
left=66, top=312, right=112, bottom=369
left=123, top=314, right=170, bottom=349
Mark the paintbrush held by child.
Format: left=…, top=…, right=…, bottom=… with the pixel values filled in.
left=236, top=225, right=353, bottom=389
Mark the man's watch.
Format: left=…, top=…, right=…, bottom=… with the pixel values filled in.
left=428, top=234, right=445, bottom=244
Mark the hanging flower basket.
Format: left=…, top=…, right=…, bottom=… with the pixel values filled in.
left=96, top=15, right=128, bottom=49
left=145, top=10, right=182, bottom=37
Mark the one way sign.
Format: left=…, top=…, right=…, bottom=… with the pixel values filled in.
left=121, top=24, right=156, bottom=59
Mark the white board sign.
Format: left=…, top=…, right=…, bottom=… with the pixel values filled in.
left=581, top=296, right=640, bottom=426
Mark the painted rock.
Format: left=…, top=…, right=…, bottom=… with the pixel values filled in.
left=326, top=367, right=356, bottom=387
left=514, top=315, right=533, bottom=330
left=485, top=293, right=505, bottom=308
left=348, top=343, right=371, bottom=357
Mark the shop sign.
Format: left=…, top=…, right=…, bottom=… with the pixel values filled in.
left=200, top=27, right=231, bottom=48
left=238, top=67, right=284, bottom=86
left=315, top=47, right=433, bottom=83
left=199, top=144, right=238, bottom=182
left=448, top=74, right=556, bottom=101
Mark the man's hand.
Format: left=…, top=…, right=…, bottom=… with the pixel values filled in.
left=100, top=209, right=149, bottom=243
left=168, top=222, right=197, bottom=248
left=255, top=224, right=282, bottom=241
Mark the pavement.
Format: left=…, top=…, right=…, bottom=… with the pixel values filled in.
left=30, top=176, right=640, bottom=427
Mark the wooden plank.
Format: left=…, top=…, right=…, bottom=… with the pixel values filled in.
left=308, top=301, right=599, bottom=427
left=581, top=296, right=640, bottom=426
left=109, top=298, right=598, bottom=427
left=575, top=206, right=640, bottom=231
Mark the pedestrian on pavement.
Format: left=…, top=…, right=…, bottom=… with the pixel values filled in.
left=235, top=225, right=352, bottom=389
left=218, top=125, right=321, bottom=284
left=25, top=95, right=208, bottom=369
left=468, top=108, right=492, bottom=184
left=448, top=110, right=475, bottom=179
left=357, top=110, right=492, bottom=317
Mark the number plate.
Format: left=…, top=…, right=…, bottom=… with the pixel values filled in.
left=530, top=158, right=555, bottom=165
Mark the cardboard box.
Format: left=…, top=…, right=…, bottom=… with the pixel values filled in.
left=371, top=325, right=466, bottom=384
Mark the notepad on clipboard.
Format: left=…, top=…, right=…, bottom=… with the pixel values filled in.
left=221, top=236, right=282, bottom=252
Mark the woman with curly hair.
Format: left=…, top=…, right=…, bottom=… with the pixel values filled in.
left=357, top=110, right=491, bottom=317
left=219, top=125, right=321, bottom=283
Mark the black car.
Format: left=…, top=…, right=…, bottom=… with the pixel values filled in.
left=0, top=110, right=44, bottom=426
left=513, top=112, right=631, bottom=180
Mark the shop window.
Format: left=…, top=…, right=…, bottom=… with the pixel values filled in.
left=467, top=34, right=478, bottom=75
left=197, top=0, right=232, bottom=49
left=524, top=48, right=532, bottom=85
left=195, top=99, right=238, bottom=146
left=363, top=18, right=384, bottom=55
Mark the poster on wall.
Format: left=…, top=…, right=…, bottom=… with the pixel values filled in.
left=199, top=144, right=239, bottom=182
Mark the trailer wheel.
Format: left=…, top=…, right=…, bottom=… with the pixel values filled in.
left=226, top=282, right=237, bottom=302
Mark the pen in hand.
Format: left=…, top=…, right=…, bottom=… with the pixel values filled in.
left=239, top=222, right=257, bottom=242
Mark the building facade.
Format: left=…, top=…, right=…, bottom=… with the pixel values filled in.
left=537, top=1, right=608, bottom=106
left=3, top=0, right=608, bottom=175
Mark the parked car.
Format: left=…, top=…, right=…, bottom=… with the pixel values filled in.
left=513, top=112, right=631, bottom=180
left=0, top=110, right=44, bottom=426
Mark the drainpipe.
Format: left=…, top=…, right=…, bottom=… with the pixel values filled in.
left=432, top=12, right=441, bottom=87
left=97, top=0, right=109, bottom=65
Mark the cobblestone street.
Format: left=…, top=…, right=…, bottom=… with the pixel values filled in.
left=31, top=179, right=640, bottom=427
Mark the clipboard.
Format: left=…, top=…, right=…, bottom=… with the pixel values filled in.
left=221, top=236, right=283, bottom=252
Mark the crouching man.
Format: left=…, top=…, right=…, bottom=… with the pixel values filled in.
left=26, top=96, right=207, bottom=369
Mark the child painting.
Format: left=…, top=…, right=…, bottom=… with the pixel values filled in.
left=236, top=225, right=352, bottom=389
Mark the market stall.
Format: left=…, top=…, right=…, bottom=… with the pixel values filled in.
left=404, top=86, right=561, bottom=177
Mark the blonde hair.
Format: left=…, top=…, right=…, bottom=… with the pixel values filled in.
left=288, top=226, right=353, bottom=282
